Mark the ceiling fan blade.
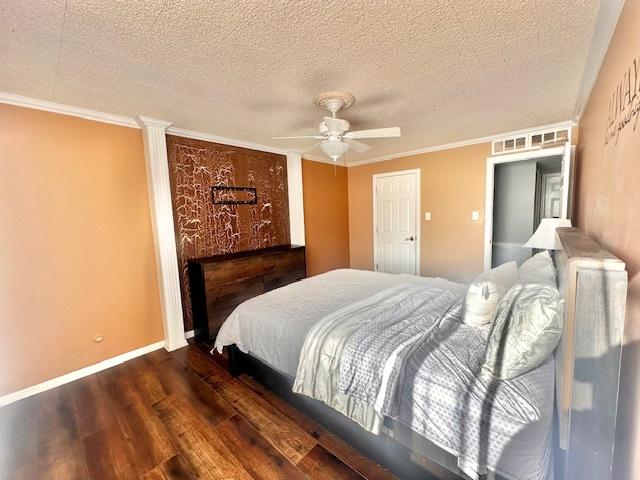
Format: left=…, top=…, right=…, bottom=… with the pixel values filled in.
left=302, top=142, right=322, bottom=153
left=344, top=127, right=401, bottom=139
left=344, top=139, right=371, bottom=153
left=272, top=135, right=324, bottom=139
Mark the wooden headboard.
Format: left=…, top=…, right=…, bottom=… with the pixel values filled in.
left=188, top=245, right=306, bottom=347
left=553, top=228, right=627, bottom=480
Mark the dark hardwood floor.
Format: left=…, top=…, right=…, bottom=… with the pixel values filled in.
left=0, top=345, right=398, bottom=480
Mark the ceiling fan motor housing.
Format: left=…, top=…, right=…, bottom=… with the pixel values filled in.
left=319, top=117, right=350, bottom=137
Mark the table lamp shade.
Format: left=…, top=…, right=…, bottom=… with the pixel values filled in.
left=523, top=218, right=572, bottom=250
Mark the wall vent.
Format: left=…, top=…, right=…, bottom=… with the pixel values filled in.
left=492, top=127, right=571, bottom=155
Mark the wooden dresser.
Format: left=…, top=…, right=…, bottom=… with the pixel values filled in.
left=188, top=245, right=306, bottom=346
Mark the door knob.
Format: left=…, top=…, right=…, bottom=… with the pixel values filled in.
left=405, top=236, right=415, bottom=241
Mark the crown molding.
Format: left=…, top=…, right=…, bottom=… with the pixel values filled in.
left=573, top=0, right=625, bottom=120
left=0, top=91, right=291, bottom=156
left=345, top=120, right=576, bottom=168
left=166, top=126, right=288, bottom=156
left=0, top=91, right=577, bottom=169
left=137, top=116, right=173, bottom=129
left=0, top=91, right=140, bottom=128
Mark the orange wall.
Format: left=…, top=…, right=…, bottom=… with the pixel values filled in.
left=302, top=160, right=350, bottom=276
left=0, top=104, right=164, bottom=396
left=574, top=1, right=640, bottom=478
left=347, top=143, right=491, bottom=283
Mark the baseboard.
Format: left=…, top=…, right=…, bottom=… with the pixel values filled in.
left=185, top=329, right=195, bottom=339
left=0, top=340, right=165, bottom=407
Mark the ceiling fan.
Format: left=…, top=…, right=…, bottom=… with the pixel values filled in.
left=273, top=91, right=401, bottom=162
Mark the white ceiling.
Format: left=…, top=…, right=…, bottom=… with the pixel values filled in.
left=1, top=0, right=601, bottom=162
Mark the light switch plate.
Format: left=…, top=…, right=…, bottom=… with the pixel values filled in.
left=471, top=211, right=480, bottom=221
left=424, top=212, right=431, bottom=221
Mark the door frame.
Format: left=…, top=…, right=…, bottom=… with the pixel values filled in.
left=483, top=145, right=571, bottom=271
left=372, top=168, right=421, bottom=275
left=540, top=172, right=562, bottom=219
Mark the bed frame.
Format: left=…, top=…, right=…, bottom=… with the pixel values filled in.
left=228, top=345, right=462, bottom=480
left=217, top=228, right=627, bottom=480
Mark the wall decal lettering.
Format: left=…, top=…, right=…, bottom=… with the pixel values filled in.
left=605, top=56, right=640, bottom=145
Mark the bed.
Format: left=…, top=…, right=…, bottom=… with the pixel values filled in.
left=216, top=269, right=466, bottom=379
left=209, top=228, right=627, bottom=480
left=215, top=269, right=553, bottom=480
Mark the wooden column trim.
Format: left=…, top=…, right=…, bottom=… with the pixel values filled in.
left=137, top=116, right=188, bottom=351
left=287, top=151, right=306, bottom=245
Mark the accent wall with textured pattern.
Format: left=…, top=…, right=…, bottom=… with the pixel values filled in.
left=166, top=135, right=290, bottom=330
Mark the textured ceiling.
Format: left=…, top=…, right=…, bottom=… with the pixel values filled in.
left=1, top=0, right=600, bottom=162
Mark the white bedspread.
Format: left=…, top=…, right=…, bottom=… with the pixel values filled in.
left=293, top=283, right=462, bottom=433
left=214, top=268, right=555, bottom=480
left=291, top=281, right=554, bottom=480
left=392, top=316, right=555, bottom=480
left=214, top=268, right=465, bottom=376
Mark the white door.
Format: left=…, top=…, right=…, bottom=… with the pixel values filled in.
left=374, top=170, right=420, bottom=275
left=541, top=173, right=562, bottom=218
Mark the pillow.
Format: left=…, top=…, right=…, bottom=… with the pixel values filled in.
left=463, top=262, right=517, bottom=326
left=518, top=250, right=557, bottom=286
left=483, top=283, right=563, bottom=379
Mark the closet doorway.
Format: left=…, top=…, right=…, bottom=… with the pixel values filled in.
left=483, top=144, right=573, bottom=270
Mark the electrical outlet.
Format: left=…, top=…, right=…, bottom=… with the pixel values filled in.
left=424, top=212, right=431, bottom=221
left=471, top=211, right=480, bottom=221
left=93, top=334, right=104, bottom=343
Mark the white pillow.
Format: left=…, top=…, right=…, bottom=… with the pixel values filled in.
left=518, top=251, right=556, bottom=286
left=464, top=262, right=517, bottom=326
left=483, top=283, right=563, bottom=379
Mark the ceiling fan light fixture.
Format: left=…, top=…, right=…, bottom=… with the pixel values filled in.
left=320, top=140, right=349, bottom=161
left=274, top=90, right=401, bottom=162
